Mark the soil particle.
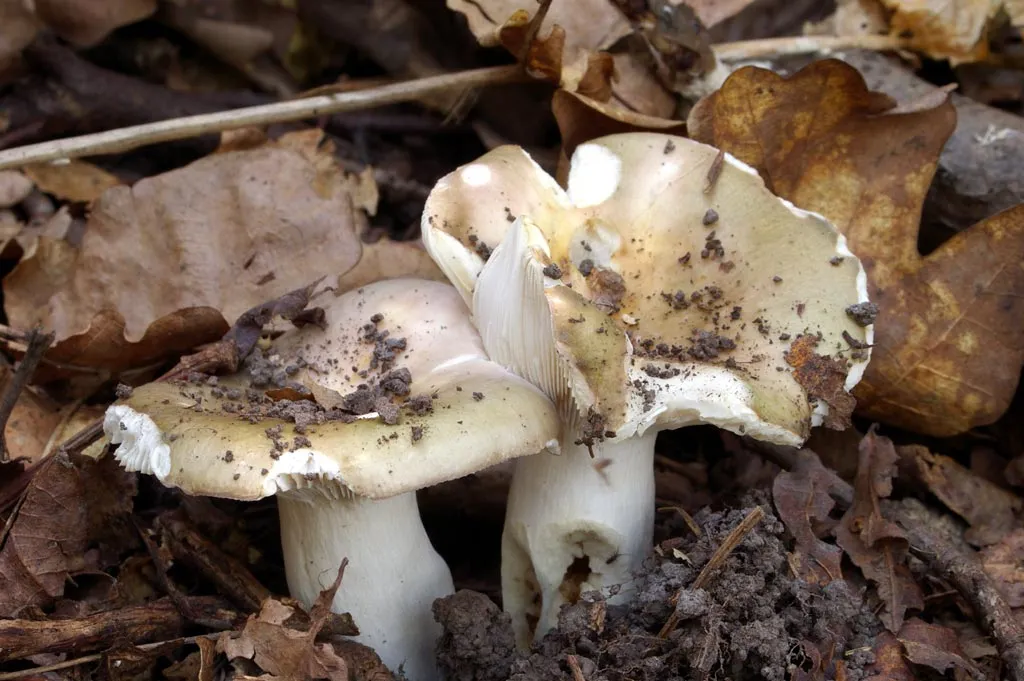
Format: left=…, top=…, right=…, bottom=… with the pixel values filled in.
left=542, top=263, right=563, bottom=279
left=845, top=302, right=879, bottom=326
left=702, top=208, right=719, bottom=226
left=374, top=395, right=401, bottom=425
left=578, top=258, right=594, bottom=276
left=686, top=330, right=736, bottom=360
left=406, top=394, right=435, bottom=415
left=644, top=363, right=681, bottom=379
left=411, top=425, right=424, bottom=442
left=433, top=590, right=519, bottom=681
left=434, top=494, right=883, bottom=681
left=115, top=383, right=134, bottom=399
left=472, top=392, right=485, bottom=402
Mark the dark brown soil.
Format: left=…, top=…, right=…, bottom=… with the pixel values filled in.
left=433, top=492, right=882, bottom=681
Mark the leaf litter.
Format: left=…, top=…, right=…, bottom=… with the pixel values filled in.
left=4, top=1, right=1024, bottom=680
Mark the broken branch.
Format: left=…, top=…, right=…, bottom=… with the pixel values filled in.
left=889, top=498, right=1024, bottom=681
left=0, top=597, right=238, bottom=662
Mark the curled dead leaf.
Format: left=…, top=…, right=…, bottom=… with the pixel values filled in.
left=771, top=454, right=844, bottom=586
left=689, top=58, right=1024, bottom=437
left=217, top=561, right=390, bottom=681
left=834, top=429, right=923, bottom=632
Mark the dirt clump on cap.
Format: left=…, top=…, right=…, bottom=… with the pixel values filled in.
left=433, top=492, right=882, bottom=681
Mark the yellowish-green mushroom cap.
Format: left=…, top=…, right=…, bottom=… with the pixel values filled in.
left=422, top=132, right=873, bottom=446
left=104, top=277, right=560, bottom=500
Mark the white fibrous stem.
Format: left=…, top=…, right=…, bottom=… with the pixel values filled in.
left=501, top=429, right=657, bottom=647
left=277, top=491, right=454, bottom=681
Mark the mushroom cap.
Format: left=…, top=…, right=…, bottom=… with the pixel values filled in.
left=104, top=278, right=560, bottom=501
left=422, top=133, right=872, bottom=446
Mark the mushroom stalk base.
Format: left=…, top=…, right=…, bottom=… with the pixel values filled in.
left=278, top=491, right=453, bottom=681
left=502, top=430, right=657, bottom=647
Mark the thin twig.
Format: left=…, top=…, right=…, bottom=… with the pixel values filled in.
left=0, top=65, right=524, bottom=170
left=0, top=328, right=54, bottom=462
left=714, top=34, right=910, bottom=62
left=658, top=506, right=765, bottom=638
left=566, top=654, right=587, bottom=681
left=0, top=635, right=209, bottom=681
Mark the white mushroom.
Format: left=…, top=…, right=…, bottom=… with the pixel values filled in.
left=103, top=278, right=559, bottom=680
left=421, top=133, right=873, bottom=645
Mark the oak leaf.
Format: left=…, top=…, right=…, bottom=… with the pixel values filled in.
left=688, top=58, right=1024, bottom=437
left=3, top=131, right=366, bottom=377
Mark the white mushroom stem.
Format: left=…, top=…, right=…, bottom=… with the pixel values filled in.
left=501, top=428, right=657, bottom=647
left=277, top=491, right=454, bottom=681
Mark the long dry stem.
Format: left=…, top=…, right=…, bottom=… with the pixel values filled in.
left=0, top=65, right=524, bottom=170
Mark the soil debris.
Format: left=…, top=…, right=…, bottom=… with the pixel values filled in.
left=845, top=302, right=879, bottom=327
left=434, top=495, right=884, bottom=681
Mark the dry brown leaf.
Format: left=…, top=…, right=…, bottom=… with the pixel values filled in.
left=880, top=0, right=995, bottom=64
left=683, top=0, right=761, bottom=28
left=1, top=369, right=63, bottom=466
left=447, top=0, right=630, bottom=60
left=772, top=454, right=844, bottom=586
left=897, top=618, right=983, bottom=678
left=4, top=131, right=366, bottom=376
left=864, top=630, right=916, bottom=681
left=979, top=529, right=1024, bottom=607
left=33, top=0, right=157, bottom=47
left=0, top=171, right=33, bottom=208
left=834, top=428, right=923, bottom=632
left=22, top=160, right=122, bottom=204
left=0, top=454, right=87, bottom=617
left=217, top=564, right=352, bottom=681
left=898, top=444, right=1021, bottom=547
left=335, top=238, right=445, bottom=292
left=688, top=59, right=1024, bottom=438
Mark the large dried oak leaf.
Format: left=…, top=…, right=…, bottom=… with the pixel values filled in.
left=4, top=134, right=364, bottom=375
left=689, top=59, right=1024, bottom=437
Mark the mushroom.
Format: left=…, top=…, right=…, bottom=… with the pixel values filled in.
left=421, top=133, right=873, bottom=645
left=103, top=278, right=559, bottom=680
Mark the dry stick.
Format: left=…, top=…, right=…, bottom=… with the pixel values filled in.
left=0, top=328, right=54, bottom=462
left=0, top=635, right=211, bottom=681
left=714, top=34, right=909, bottom=61
left=0, top=65, right=524, bottom=170
left=657, top=505, right=765, bottom=638
left=890, top=499, right=1024, bottom=681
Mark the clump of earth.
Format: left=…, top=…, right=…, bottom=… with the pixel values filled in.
left=433, top=492, right=883, bottom=681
